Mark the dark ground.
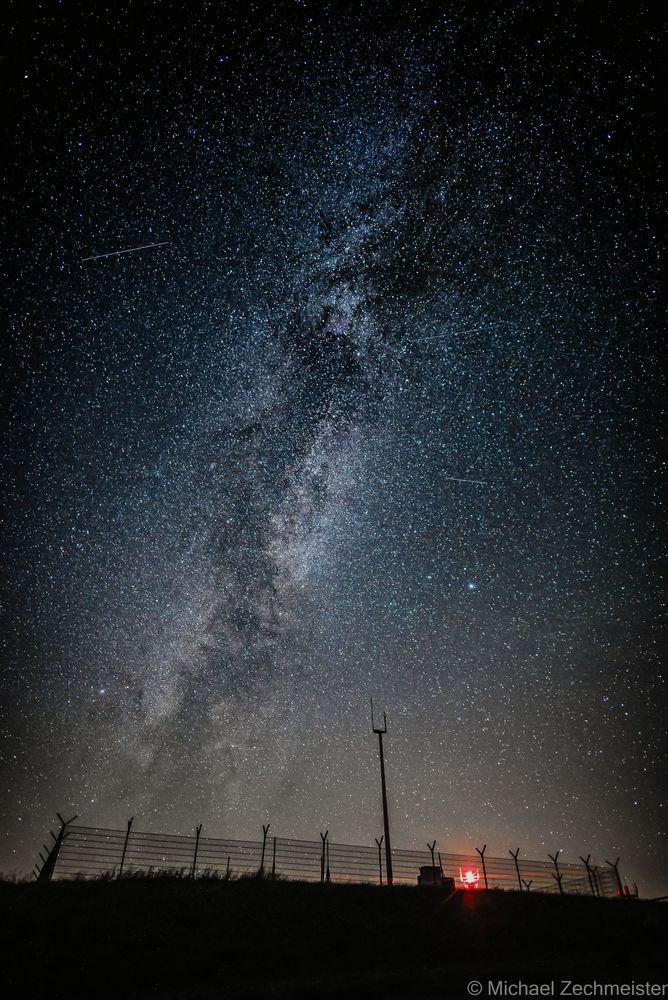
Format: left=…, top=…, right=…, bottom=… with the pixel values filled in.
left=1, top=877, right=666, bottom=999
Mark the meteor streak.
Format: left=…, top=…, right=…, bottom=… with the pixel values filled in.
left=442, top=477, right=491, bottom=486
left=81, top=241, right=170, bottom=262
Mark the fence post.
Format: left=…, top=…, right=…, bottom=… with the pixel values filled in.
left=118, top=817, right=134, bottom=878
left=548, top=851, right=564, bottom=894
left=326, top=839, right=331, bottom=883
left=319, top=831, right=328, bottom=884
left=476, top=845, right=488, bottom=889
left=191, top=824, right=202, bottom=878
left=509, top=848, right=522, bottom=892
left=37, top=813, right=78, bottom=882
left=591, top=865, right=600, bottom=896
left=271, top=836, right=277, bottom=879
left=226, top=856, right=230, bottom=880
left=375, top=836, right=384, bottom=885
left=579, top=854, right=596, bottom=896
left=427, top=840, right=437, bottom=872
left=522, top=879, right=533, bottom=892
left=260, top=824, right=270, bottom=877
left=605, top=857, right=623, bottom=896
left=437, top=851, right=444, bottom=877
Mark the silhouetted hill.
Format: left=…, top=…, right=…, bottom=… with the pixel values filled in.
left=1, top=877, right=666, bottom=998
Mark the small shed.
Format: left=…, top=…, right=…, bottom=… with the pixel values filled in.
left=417, top=866, right=455, bottom=890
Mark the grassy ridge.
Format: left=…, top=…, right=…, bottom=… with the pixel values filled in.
left=1, top=877, right=666, bottom=998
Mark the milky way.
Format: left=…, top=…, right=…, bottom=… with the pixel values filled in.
left=2, top=3, right=665, bottom=893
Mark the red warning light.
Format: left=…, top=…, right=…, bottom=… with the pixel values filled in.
left=459, top=867, right=480, bottom=888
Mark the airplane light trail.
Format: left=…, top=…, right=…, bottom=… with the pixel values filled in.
left=81, top=241, right=171, bottom=262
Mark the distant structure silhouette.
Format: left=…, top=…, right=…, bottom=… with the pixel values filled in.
left=371, top=699, right=393, bottom=886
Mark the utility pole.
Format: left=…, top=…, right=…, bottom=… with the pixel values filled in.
left=371, top=699, right=393, bottom=886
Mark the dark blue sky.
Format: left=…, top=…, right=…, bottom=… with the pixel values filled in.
left=1, top=1, right=665, bottom=894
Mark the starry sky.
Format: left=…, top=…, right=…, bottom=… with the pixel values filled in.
left=2, top=2, right=665, bottom=894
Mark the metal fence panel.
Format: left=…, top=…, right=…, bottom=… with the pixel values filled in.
left=50, top=825, right=618, bottom=896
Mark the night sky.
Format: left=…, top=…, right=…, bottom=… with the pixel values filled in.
left=2, top=2, right=665, bottom=895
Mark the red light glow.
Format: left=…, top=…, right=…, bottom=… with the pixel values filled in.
left=459, top=866, right=480, bottom=888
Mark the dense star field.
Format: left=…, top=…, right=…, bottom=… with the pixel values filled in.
left=2, top=3, right=665, bottom=893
